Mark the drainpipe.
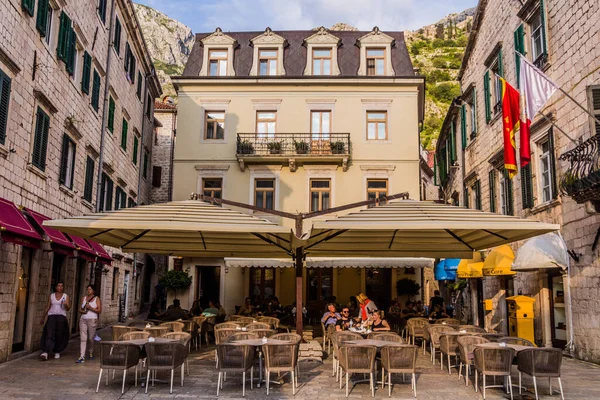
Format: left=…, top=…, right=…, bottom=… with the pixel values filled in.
left=168, top=109, right=176, bottom=202
left=94, top=0, right=116, bottom=213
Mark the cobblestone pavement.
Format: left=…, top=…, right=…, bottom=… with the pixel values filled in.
left=0, top=326, right=599, bottom=399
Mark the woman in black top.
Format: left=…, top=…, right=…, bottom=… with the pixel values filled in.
left=371, top=311, right=391, bottom=331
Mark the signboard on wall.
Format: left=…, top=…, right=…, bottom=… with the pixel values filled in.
left=119, top=294, right=126, bottom=322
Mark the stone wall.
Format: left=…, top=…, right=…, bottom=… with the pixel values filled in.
left=150, top=104, right=176, bottom=204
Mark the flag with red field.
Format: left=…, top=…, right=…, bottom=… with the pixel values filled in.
left=501, top=77, right=520, bottom=179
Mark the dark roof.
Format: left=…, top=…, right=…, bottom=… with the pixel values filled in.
left=182, top=29, right=415, bottom=78
left=154, top=100, right=176, bottom=110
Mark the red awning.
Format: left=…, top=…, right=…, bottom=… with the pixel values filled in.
left=25, top=208, right=76, bottom=255
left=68, top=234, right=97, bottom=261
left=87, top=239, right=112, bottom=265
left=0, top=197, right=42, bottom=248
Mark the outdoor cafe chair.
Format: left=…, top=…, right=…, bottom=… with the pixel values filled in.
left=245, top=322, right=270, bottom=330
left=119, top=331, right=151, bottom=341
left=332, top=331, right=363, bottom=382
left=517, top=347, right=564, bottom=400
left=367, top=332, right=402, bottom=342
left=422, top=324, right=431, bottom=355
left=180, top=320, right=200, bottom=350
left=479, top=333, right=503, bottom=342
left=226, top=332, right=259, bottom=342
left=435, top=318, right=461, bottom=326
left=127, top=321, right=150, bottom=329
left=428, top=325, right=455, bottom=365
left=257, top=316, right=280, bottom=329
left=248, top=328, right=276, bottom=339
left=95, top=342, right=141, bottom=395
left=499, top=336, right=535, bottom=347
left=238, top=316, right=256, bottom=326
left=160, top=321, right=184, bottom=332
left=380, top=344, right=418, bottom=398
left=457, top=335, right=489, bottom=386
left=191, top=316, right=206, bottom=347
left=216, top=342, right=255, bottom=397
left=321, top=321, right=336, bottom=354
left=458, top=325, right=486, bottom=333
left=145, top=342, right=188, bottom=394
left=112, top=325, right=138, bottom=341
left=338, top=345, right=377, bottom=398
left=406, top=317, right=428, bottom=346
left=264, top=342, right=300, bottom=395
left=161, top=332, right=192, bottom=376
left=439, top=333, right=461, bottom=374
left=271, top=333, right=301, bottom=344
left=144, top=326, right=170, bottom=338
left=215, top=328, right=240, bottom=368
left=215, top=322, right=241, bottom=330
left=473, top=346, right=515, bottom=399
left=227, top=315, right=244, bottom=322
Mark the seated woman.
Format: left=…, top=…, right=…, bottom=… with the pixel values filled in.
left=371, top=310, right=391, bottom=332
left=189, top=299, right=203, bottom=317
left=237, top=297, right=254, bottom=316
left=201, top=300, right=219, bottom=317
left=147, top=300, right=161, bottom=320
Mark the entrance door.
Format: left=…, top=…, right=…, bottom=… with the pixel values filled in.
left=306, top=268, right=333, bottom=314
left=249, top=268, right=276, bottom=307
left=51, top=254, right=65, bottom=290
left=549, top=272, right=567, bottom=348
left=196, top=266, right=220, bottom=309
left=123, top=271, right=131, bottom=320
left=71, top=259, right=87, bottom=333
left=12, top=248, right=33, bottom=353
left=366, top=268, right=392, bottom=313
left=476, top=279, right=485, bottom=327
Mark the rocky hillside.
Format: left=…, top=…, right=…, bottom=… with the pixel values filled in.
left=134, top=3, right=194, bottom=99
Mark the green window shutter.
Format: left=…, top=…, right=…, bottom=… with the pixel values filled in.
left=36, top=0, right=49, bottom=35
left=124, top=42, right=130, bottom=70
left=84, top=156, right=94, bottom=202
left=59, top=133, right=69, bottom=185
left=460, top=104, right=467, bottom=149
left=81, top=52, right=92, bottom=94
left=514, top=25, right=525, bottom=87
left=497, top=48, right=504, bottom=77
left=505, top=170, right=514, bottom=215
left=450, top=122, right=457, bottom=163
left=98, top=0, right=107, bottom=23
left=433, top=156, right=438, bottom=186
left=484, top=71, right=491, bottom=123
left=521, top=163, right=534, bottom=209
left=475, top=180, right=482, bottom=210
left=143, top=151, right=148, bottom=179
left=91, top=70, right=100, bottom=111
left=472, top=88, right=478, bottom=136
left=548, top=127, right=558, bottom=199
left=121, top=119, right=128, bottom=150
left=106, top=178, right=113, bottom=211
left=57, top=12, right=71, bottom=62
left=132, top=136, right=138, bottom=165
left=489, top=170, right=496, bottom=212
left=107, top=97, right=115, bottom=132
left=136, top=72, right=142, bottom=99
left=114, top=17, right=121, bottom=55
left=540, top=0, right=548, bottom=58
left=22, top=0, right=35, bottom=16
left=66, top=27, right=77, bottom=75
left=0, top=69, right=11, bottom=145
left=32, top=107, right=50, bottom=171
left=463, top=187, right=469, bottom=209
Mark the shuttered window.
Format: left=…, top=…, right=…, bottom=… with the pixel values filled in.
left=590, top=87, right=600, bottom=136
left=65, top=24, right=77, bottom=75
left=152, top=166, right=162, bottom=187
left=521, top=163, right=534, bottom=209
left=136, top=72, right=142, bottom=99
left=132, top=136, right=138, bottom=165
left=547, top=128, right=558, bottom=200
left=83, top=156, right=95, bottom=202
left=121, top=119, right=128, bottom=150
left=514, top=25, right=525, bottom=88
left=32, top=107, right=50, bottom=171
left=91, top=70, right=100, bottom=111
left=107, top=97, right=115, bottom=133
left=36, top=0, right=50, bottom=35
left=143, top=151, right=148, bottom=179
left=460, top=104, right=468, bottom=149
left=463, top=187, right=469, bottom=209
left=22, top=0, right=35, bottom=16
left=59, top=134, right=76, bottom=189
left=98, top=0, right=107, bottom=23
left=483, top=70, right=491, bottom=123
left=473, top=180, right=482, bottom=210
left=99, top=173, right=113, bottom=212
left=530, top=1, right=549, bottom=68
left=128, top=197, right=136, bottom=208
left=489, top=170, right=497, bottom=213
left=469, top=88, right=478, bottom=138
left=56, top=12, right=71, bottom=63
left=81, top=52, right=92, bottom=94
left=115, top=187, right=126, bottom=210
left=500, top=170, right=514, bottom=215
left=113, top=17, right=122, bottom=55
left=124, top=43, right=136, bottom=83
left=0, top=69, right=11, bottom=145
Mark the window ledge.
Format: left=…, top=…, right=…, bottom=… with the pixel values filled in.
left=27, top=164, right=48, bottom=180
left=366, top=139, right=393, bottom=144
left=529, top=198, right=561, bottom=215
left=465, top=137, right=478, bottom=151
left=59, top=185, right=75, bottom=197
left=81, top=198, right=94, bottom=210
left=488, top=112, right=502, bottom=126
left=120, top=147, right=127, bottom=157
left=0, top=144, right=8, bottom=158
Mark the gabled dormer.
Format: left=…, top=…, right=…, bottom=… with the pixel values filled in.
left=303, top=27, right=341, bottom=76
left=357, top=27, right=396, bottom=76
left=199, top=27, right=237, bottom=77
left=250, top=28, right=287, bottom=76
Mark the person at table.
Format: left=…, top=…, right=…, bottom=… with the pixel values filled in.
left=371, top=311, right=391, bottom=331
left=266, top=296, right=284, bottom=318
left=202, top=300, right=219, bottom=317
left=237, top=297, right=254, bottom=316
left=215, top=301, right=227, bottom=322
left=161, top=299, right=188, bottom=321
left=388, top=297, right=402, bottom=317
left=429, top=290, right=445, bottom=314
left=321, top=303, right=341, bottom=327
left=336, top=307, right=353, bottom=331
left=428, top=304, right=449, bottom=321
left=401, top=301, right=418, bottom=319
left=414, top=300, right=424, bottom=314
left=189, top=299, right=203, bottom=317
left=347, top=296, right=359, bottom=318
left=147, top=300, right=162, bottom=320
left=40, top=282, right=71, bottom=360
left=357, top=293, right=377, bottom=322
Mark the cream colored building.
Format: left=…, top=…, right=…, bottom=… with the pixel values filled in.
left=171, top=27, right=426, bottom=316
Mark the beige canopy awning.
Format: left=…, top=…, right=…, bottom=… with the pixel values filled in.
left=44, top=201, right=293, bottom=258
left=225, top=257, right=434, bottom=269
left=306, top=201, right=560, bottom=259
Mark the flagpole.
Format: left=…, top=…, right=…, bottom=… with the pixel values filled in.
left=517, top=52, right=600, bottom=127
left=538, top=113, right=579, bottom=145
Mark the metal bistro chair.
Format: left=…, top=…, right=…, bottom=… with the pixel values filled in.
left=112, top=325, right=138, bottom=341
left=245, top=322, right=270, bottom=330
left=214, top=328, right=240, bottom=368
left=332, top=331, right=363, bottom=382
left=119, top=331, right=151, bottom=341
left=499, top=336, right=535, bottom=347
left=457, top=335, right=489, bottom=386
left=264, top=342, right=300, bottom=395
left=473, top=346, right=515, bottom=400
left=95, top=342, right=141, bottom=394
left=407, top=318, right=428, bottom=346
left=160, top=321, right=185, bottom=332
left=216, top=342, right=256, bottom=397
left=439, top=333, right=462, bottom=374
left=428, top=325, right=455, bottom=365
left=162, top=332, right=192, bottom=376
left=338, top=345, right=377, bottom=398
left=381, top=345, right=418, bottom=398
left=517, top=347, right=564, bottom=400
left=145, top=342, right=188, bottom=394
left=257, top=316, right=280, bottom=329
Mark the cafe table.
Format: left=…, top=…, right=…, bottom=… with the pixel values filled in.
left=344, top=339, right=406, bottom=348
left=230, top=338, right=291, bottom=388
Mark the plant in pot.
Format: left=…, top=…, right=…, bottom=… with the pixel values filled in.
left=267, top=141, right=283, bottom=154
left=396, top=277, right=421, bottom=301
left=293, top=140, right=310, bottom=154
left=238, top=139, right=255, bottom=155
left=159, top=269, right=192, bottom=299
left=330, top=141, right=346, bottom=154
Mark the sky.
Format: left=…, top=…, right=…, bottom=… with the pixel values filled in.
left=135, top=0, right=478, bottom=34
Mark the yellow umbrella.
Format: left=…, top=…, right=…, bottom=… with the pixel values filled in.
left=456, top=252, right=484, bottom=278
left=482, top=245, right=516, bottom=276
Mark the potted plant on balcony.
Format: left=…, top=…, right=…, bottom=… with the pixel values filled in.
left=238, top=139, right=255, bottom=155
left=267, top=141, right=283, bottom=154
left=330, top=141, right=346, bottom=154
left=293, top=140, right=310, bottom=155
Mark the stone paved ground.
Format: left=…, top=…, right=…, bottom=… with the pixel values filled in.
left=0, top=326, right=599, bottom=400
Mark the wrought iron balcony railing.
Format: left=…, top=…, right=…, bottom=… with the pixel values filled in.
left=236, top=133, right=351, bottom=157
left=559, top=134, right=600, bottom=203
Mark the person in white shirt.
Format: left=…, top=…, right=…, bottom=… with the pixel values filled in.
left=76, top=285, right=102, bottom=363
left=40, top=282, right=71, bottom=360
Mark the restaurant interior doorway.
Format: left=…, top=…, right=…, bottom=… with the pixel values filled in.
left=366, top=268, right=392, bottom=313
left=12, top=248, right=33, bottom=353
left=196, top=266, right=220, bottom=309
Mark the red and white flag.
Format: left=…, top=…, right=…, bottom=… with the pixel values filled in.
left=518, top=53, right=557, bottom=167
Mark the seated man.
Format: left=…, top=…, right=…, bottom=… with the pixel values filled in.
left=321, top=303, right=341, bottom=328
left=400, top=301, right=418, bottom=319
left=428, top=304, right=449, bottom=321
left=336, top=307, right=353, bottom=331
left=161, top=299, right=188, bottom=321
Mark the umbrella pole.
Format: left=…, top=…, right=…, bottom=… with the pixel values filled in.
left=295, top=247, right=304, bottom=339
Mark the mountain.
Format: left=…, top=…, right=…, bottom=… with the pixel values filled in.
left=134, top=3, right=195, bottom=99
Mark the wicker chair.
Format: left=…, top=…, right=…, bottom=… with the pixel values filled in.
left=439, top=333, right=463, bottom=374
left=160, top=321, right=185, bottom=332
left=145, top=319, right=162, bottom=325
left=191, top=316, right=206, bottom=347
left=245, top=322, right=270, bottom=330
left=96, top=342, right=141, bottom=394
left=320, top=321, right=336, bottom=354
left=517, top=348, right=564, bottom=400
left=227, top=315, right=244, bottom=322
left=271, top=333, right=302, bottom=343
left=112, top=325, right=138, bottom=341
left=226, top=332, right=259, bottom=342
left=422, top=324, right=431, bottom=355
left=457, top=335, right=489, bottom=386
left=264, top=342, right=300, bottom=395
left=180, top=320, right=200, bottom=350
left=457, top=325, right=486, bottom=333
left=257, top=316, right=280, bottom=329
left=429, top=325, right=455, bottom=365
left=338, top=345, right=377, bottom=398
left=127, top=321, right=150, bottom=329
left=367, top=332, right=402, bottom=342
left=216, top=343, right=255, bottom=397
left=435, top=318, right=461, bottom=327
left=479, top=333, right=503, bottom=342
left=214, top=328, right=240, bottom=368
left=406, top=318, right=428, bottom=345
left=215, top=322, right=241, bottom=330
left=119, top=331, right=151, bottom=341
left=238, top=316, right=256, bottom=326
left=380, top=345, right=418, bottom=398
left=144, top=326, right=170, bottom=338
left=248, top=329, right=275, bottom=339
left=145, top=342, right=188, bottom=394
left=332, top=332, right=363, bottom=382
left=161, top=332, right=193, bottom=376
left=499, top=336, right=535, bottom=347
left=473, top=346, right=515, bottom=399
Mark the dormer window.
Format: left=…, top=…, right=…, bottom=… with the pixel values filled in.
left=209, top=50, right=228, bottom=76
left=366, top=48, right=385, bottom=76
left=259, top=50, right=278, bottom=76
left=303, top=27, right=341, bottom=76
left=312, top=49, right=332, bottom=76
left=357, top=27, right=395, bottom=76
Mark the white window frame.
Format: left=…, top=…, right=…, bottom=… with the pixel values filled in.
left=63, top=137, right=76, bottom=189
left=500, top=173, right=510, bottom=215
left=537, top=137, right=553, bottom=204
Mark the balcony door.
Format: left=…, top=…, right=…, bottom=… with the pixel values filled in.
left=311, top=111, right=331, bottom=154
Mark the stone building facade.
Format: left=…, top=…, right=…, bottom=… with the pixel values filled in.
left=435, top=0, right=600, bottom=363
left=0, top=0, right=160, bottom=362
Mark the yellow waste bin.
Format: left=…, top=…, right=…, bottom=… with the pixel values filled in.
left=506, top=295, right=535, bottom=345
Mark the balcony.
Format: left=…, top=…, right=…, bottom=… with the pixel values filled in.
left=559, top=134, right=600, bottom=204
left=236, top=133, right=351, bottom=172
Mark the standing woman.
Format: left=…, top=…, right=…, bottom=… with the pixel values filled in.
left=77, top=285, right=102, bottom=363
left=357, top=293, right=378, bottom=322
left=40, top=282, right=71, bottom=360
